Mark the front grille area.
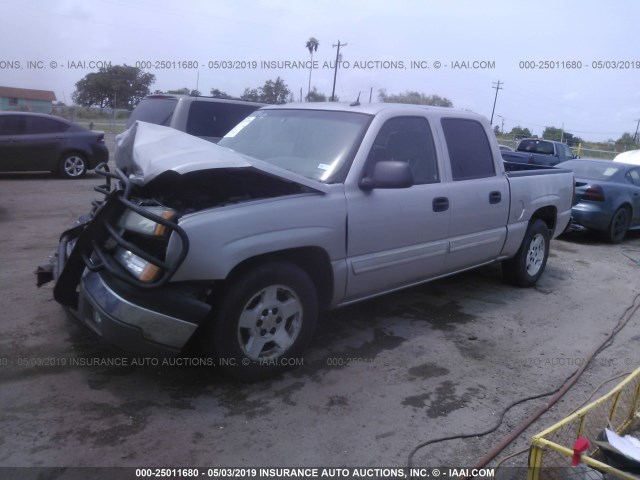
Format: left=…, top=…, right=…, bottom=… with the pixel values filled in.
left=82, top=163, right=190, bottom=288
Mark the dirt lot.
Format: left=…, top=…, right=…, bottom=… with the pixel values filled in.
left=1, top=144, right=639, bottom=476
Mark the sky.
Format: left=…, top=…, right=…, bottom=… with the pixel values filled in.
left=2, top=0, right=640, bottom=142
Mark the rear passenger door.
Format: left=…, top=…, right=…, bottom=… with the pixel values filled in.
left=439, top=117, right=510, bottom=271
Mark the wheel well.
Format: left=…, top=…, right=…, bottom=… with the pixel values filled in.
left=59, top=150, right=87, bottom=161
left=530, top=206, right=557, bottom=232
left=223, top=247, right=334, bottom=309
left=618, top=203, right=632, bottom=214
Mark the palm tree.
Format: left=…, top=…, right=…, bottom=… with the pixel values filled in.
left=305, top=37, right=319, bottom=100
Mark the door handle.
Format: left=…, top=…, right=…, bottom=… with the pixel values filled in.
left=432, top=197, right=449, bottom=212
left=489, top=191, right=502, bottom=204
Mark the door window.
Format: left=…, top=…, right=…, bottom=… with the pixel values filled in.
left=441, top=118, right=495, bottom=181
left=365, top=116, right=439, bottom=184
left=25, top=116, right=69, bottom=134
left=626, top=169, right=640, bottom=186
left=0, top=115, right=26, bottom=135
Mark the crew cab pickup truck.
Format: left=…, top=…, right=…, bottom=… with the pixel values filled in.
left=501, top=138, right=577, bottom=166
left=37, top=103, right=574, bottom=380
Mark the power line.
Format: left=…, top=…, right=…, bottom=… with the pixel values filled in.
left=490, top=80, right=503, bottom=125
left=331, top=40, right=347, bottom=102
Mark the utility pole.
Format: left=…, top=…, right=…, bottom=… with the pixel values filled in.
left=331, top=40, right=347, bottom=102
left=634, top=119, right=640, bottom=144
left=490, top=80, right=503, bottom=125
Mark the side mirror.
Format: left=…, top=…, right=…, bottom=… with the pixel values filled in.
left=360, top=160, right=414, bottom=190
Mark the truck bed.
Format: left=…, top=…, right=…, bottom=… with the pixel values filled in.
left=504, top=161, right=572, bottom=177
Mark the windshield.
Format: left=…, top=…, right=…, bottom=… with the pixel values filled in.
left=561, top=160, right=622, bottom=181
left=218, top=109, right=371, bottom=183
left=127, top=97, right=178, bottom=128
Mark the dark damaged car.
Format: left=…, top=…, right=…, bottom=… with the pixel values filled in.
left=38, top=104, right=573, bottom=380
left=0, top=112, right=109, bottom=178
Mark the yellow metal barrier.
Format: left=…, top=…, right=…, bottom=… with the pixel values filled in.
left=528, top=367, right=640, bottom=480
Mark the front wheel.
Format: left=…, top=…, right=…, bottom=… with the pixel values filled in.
left=59, top=153, right=88, bottom=179
left=205, top=262, right=318, bottom=381
left=503, top=219, right=550, bottom=287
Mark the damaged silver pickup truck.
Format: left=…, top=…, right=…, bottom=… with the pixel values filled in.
left=37, top=103, right=574, bottom=380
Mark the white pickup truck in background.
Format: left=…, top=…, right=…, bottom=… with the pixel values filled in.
left=41, top=103, right=575, bottom=380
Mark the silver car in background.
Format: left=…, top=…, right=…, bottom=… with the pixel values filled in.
left=560, top=159, right=640, bottom=243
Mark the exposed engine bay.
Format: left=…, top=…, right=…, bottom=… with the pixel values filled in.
left=133, top=167, right=313, bottom=215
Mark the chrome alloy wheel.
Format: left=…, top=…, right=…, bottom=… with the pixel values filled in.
left=525, top=233, right=546, bottom=276
left=237, top=284, right=303, bottom=361
left=62, top=155, right=86, bottom=177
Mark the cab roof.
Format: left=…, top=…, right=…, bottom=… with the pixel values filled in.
left=260, top=101, right=485, bottom=120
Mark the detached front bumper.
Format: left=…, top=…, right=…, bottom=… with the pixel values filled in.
left=38, top=167, right=210, bottom=355
left=73, top=270, right=206, bottom=355
left=51, top=230, right=210, bottom=355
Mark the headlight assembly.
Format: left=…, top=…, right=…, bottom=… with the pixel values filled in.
left=118, top=207, right=176, bottom=237
left=114, top=248, right=161, bottom=283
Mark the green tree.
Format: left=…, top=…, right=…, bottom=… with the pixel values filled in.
left=542, top=126, right=563, bottom=141
left=262, top=77, right=290, bottom=104
left=542, top=126, right=583, bottom=146
left=305, top=37, right=319, bottom=99
left=210, top=88, right=231, bottom=98
left=305, top=87, right=326, bottom=102
left=378, top=89, right=453, bottom=107
left=72, top=65, right=155, bottom=110
left=240, top=77, right=291, bottom=104
left=166, top=87, right=191, bottom=95
left=510, top=126, right=532, bottom=138
left=616, top=132, right=638, bottom=150
left=240, top=88, right=261, bottom=102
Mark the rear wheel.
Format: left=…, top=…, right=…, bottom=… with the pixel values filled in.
left=605, top=207, right=630, bottom=244
left=503, top=219, right=550, bottom=287
left=58, top=153, right=87, bottom=179
left=205, top=262, right=318, bottom=381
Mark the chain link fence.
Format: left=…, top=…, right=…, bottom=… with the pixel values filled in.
left=50, top=105, right=130, bottom=134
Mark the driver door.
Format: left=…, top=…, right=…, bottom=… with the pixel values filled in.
left=344, top=116, right=451, bottom=301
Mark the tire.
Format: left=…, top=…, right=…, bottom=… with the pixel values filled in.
left=58, top=153, right=88, bottom=179
left=503, top=219, right=550, bottom=287
left=205, top=262, right=318, bottom=381
left=605, top=207, right=630, bottom=244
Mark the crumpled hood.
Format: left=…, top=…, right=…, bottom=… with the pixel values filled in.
left=115, top=121, right=328, bottom=192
